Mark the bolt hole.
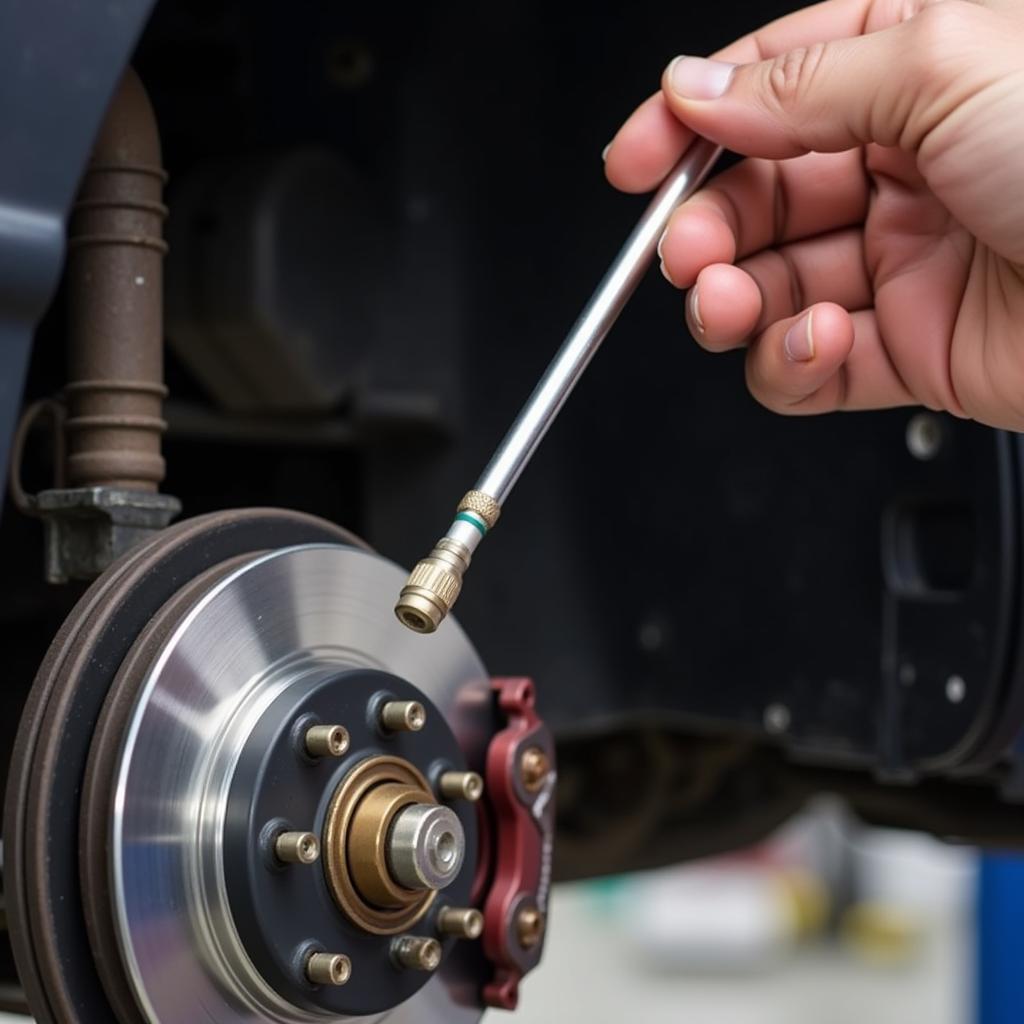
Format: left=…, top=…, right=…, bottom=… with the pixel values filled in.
left=434, top=831, right=456, bottom=870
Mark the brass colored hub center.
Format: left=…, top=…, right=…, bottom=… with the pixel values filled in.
left=348, top=782, right=425, bottom=909
left=323, top=755, right=438, bottom=935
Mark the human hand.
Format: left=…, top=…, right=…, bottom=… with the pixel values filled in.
left=605, top=0, right=1024, bottom=429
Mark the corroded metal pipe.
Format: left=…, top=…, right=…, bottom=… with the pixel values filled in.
left=65, top=68, right=168, bottom=491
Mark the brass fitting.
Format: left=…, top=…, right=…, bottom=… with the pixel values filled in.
left=457, top=490, right=501, bottom=529
left=274, top=831, right=320, bottom=865
left=395, top=489, right=501, bottom=634
left=391, top=935, right=442, bottom=972
left=394, top=537, right=470, bottom=634
left=437, top=906, right=484, bottom=940
left=519, top=747, right=551, bottom=793
left=516, top=905, right=545, bottom=950
left=438, top=770, right=483, bottom=803
left=380, top=700, right=426, bottom=733
left=305, top=952, right=351, bottom=986
left=304, top=724, right=349, bottom=758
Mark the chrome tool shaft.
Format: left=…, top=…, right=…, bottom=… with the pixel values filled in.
left=396, top=137, right=723, bottom=634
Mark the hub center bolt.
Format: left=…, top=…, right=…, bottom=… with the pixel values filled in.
left=387, top=803, right=465, bottom=891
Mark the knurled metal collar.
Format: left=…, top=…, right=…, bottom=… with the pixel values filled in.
left=457, top=490, right=501, bottom=530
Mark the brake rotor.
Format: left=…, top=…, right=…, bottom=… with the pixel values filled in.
left=4, top=509, right=499, bottom=1024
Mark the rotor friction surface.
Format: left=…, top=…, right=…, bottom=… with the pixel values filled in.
left=111, top=544, right=490, bottom=1024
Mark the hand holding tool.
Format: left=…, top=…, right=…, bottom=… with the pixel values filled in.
left=395, top=138, right=723, bottom=633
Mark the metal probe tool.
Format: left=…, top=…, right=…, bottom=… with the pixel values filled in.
left=395, top=137, right=724, bottom=634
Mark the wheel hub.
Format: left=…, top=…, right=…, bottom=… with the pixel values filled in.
left=5, top=510, right=554, bottom=1023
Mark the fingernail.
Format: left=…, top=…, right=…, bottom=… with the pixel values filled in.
left=602, top=143, right=612, bottom=162
left=784, top=311, right=814, bottom=362
left=657, top=228, right=668, bottom=261
left=668, top=56, right=736, bottom=100
left=660, top=259, right=676, bottom=286
left=688, top=286, right=705, bottom=333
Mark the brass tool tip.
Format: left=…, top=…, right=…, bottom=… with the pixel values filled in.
left=395, top=539, right=470, bottom=634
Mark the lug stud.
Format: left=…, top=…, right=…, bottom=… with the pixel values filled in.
left=380, top=700, right=426, bottom=733
left=437, top=907, right=485, bottom=940
left=438, top=770, right=483, bottom=802
left=515, top=905, right=545, bottom=950
left=391, top=935, right=442, bottom=972
left=275, top=831, right=320, bottom=865
left=306, top=952, right=351, bottom=986
left=304, top=724, right=350, bottom=758
left=519, top=746, right=551, bottom=793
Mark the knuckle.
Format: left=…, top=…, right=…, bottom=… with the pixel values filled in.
left=762, top=42, right=829, bottom=115
left=908, top=1, right=980, bottom=66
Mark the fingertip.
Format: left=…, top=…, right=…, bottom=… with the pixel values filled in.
left=660, top=204, right=736, bottom=289
left=747, top=302, right=855, bottom=412
left=687, top=264, right=761, bottom=351
left=802, top=301, right=855, bottom=365
left=604, top=94, right=693, bottom=193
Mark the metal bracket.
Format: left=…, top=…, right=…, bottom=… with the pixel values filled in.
left=481, top=677, right=556, bottom=1010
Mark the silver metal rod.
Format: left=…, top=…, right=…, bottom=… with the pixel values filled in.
left=396, top=137, right=723, bottom=634
left=477, top=137, right=723, bottom=504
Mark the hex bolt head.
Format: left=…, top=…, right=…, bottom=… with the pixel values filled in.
left=275, top=831, right=320, bottom=865
left=515, top=906, right=545, bottom=950
left=304, top=724, right=350, bottom=758
left=438, top=770, right=484, bottom=803
left=437, top=906, right=485, bottom=940
left=391, top=935, right=443, bottom=972
left=519, top=747, right=551, bottom=793
left=380, top=700, right=426, bottom=733
left=306, top=952, right=352, bottom=986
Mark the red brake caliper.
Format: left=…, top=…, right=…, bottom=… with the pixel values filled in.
left=480, top=678, right=555, bottom=1010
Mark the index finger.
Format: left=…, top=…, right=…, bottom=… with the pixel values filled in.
left=605, top=0, right=879, bottom=192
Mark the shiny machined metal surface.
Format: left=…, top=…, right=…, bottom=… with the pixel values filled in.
left=474, top=137, right=723, bottom=506
left=386, top=804, right=466, bottom=891
left=110, top=544, right=491, bottom=1024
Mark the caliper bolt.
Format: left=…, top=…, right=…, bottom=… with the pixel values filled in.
left=275, top=831, right=320, bottom=865
left=519, top=747, right=551, bottom=793
left=391, top=935, right=443, bottom=972
left=304, top=724, right=350, bottom=758
left=305, top=952, right=352, bottom=986
left=438, top=770, right=484, bottom=802
left=437, top=906, right=485, bottom=940
left=380, top=700, right=426, bottom=733
left=515, top=905, right=545, bottom=950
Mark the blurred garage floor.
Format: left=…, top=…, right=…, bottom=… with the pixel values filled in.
left=511, top=877, right=970, bottom=1024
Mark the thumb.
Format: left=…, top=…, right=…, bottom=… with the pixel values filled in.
left=662, top=4, right=991, bottom=159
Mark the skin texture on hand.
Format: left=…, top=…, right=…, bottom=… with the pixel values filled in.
left=605, top=0, right=1024, bottom=429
